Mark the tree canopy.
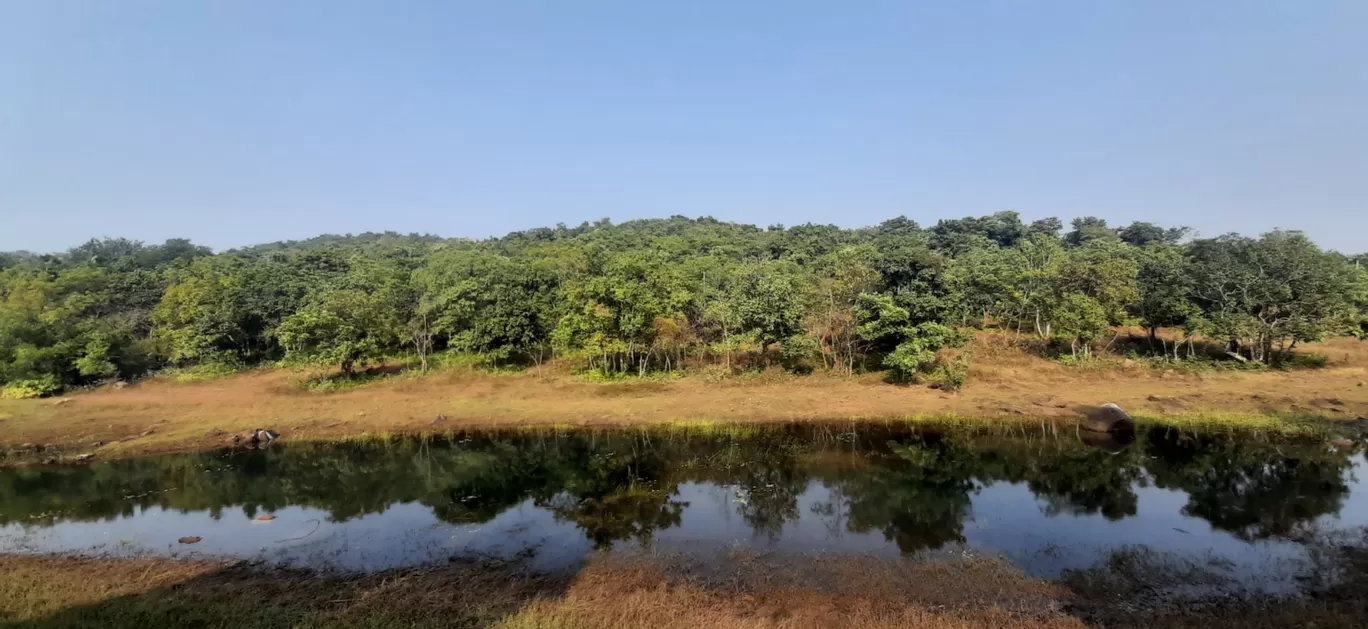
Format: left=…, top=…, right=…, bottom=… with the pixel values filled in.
left=1, top=215, right=1362, bottom=395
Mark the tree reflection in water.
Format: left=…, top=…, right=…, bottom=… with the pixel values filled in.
left=0, top=423, right=1356, bottom=553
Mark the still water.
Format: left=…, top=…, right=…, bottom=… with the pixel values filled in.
left=1, top=423, right=1363, bottom=589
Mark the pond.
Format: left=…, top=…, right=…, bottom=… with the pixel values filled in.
left=1, top=422, right=1364, bottom=593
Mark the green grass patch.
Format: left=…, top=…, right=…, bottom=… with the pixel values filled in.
left=161, top=362, right=241, bottom=383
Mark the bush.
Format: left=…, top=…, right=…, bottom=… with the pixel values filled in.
left=928, top=354, right=971, bottom=391
left=779, top=334, right=820, bottom=374
left=1279, top=353, right=1330, bottom=370
left=165, top=362, right=240, bottom=383
left=1056, top=354, right=1085, bottom=367
left=0, top=376, right=61, bottom=399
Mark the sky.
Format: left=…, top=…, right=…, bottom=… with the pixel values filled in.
left=2, top=1, right=1366, bottom=253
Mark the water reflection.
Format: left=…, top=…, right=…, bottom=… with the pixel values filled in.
left=0, top=423, right=1360, bottom=577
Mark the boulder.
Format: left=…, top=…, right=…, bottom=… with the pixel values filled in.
left=1080, top=403, right=1136, bottom=434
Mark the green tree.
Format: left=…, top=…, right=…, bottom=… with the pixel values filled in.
left=1189, top=231, right=1357, bottom=363
left=277, top=289, right=402, bottom=376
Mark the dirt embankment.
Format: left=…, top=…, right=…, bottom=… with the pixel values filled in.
left=2, top=334, right=1365, bottom=461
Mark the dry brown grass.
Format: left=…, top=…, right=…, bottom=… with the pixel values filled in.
left=0, top=552, right=1083, bottom=629
left=6, top=544, right=1368, bottom=629
left=2, top=333, right=1366, bottom=460
left=496, top=552, right=1081, bottom=629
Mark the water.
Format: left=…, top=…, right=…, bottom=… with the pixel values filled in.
left=1, top=423, right=1363, bottom=591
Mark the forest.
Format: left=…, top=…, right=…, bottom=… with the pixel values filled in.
left=1, top=213, right=1366, bottom=398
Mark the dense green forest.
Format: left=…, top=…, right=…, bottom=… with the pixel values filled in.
left=2, top=213, right=1366, bottom=397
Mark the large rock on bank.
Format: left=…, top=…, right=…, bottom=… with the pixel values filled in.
left=1081, top=403, right=1136, bottom=434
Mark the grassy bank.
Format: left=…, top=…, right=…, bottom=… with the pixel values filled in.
left=1, top=335, right=1364, bottom=461
left=3, top=544, right=1367, bottom=629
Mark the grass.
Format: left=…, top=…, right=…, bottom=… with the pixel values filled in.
left=6, top=541, right=1368, bottom=629
left=1, top=334, right=1364, bottom=461
left=0, top=551, right=1082, bottom=629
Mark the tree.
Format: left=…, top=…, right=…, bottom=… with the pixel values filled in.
left=1131, top=244, right=1200, bottom=357
left=728, top=261, right=810, bottom=361
left=1028, top=217, right=1063, bottom=237
left=1064, top=217, right=1117, bottom=248
left=1188, top=231, right=1358, bottom=363
left=153, top=273, right=252, bottom=365
left=1052, top=293, right=1109, bottom=358
left=553, top=249, right=693, bottom=375
left=277, top=289, right=402, bottom=376
left=1118, top=222, right=1188, bottom=247
left=806, top=246, right=882, bottom=373
left=855, top=294, right=968, bottom=382
left=415, top=250, right=559, bottom=367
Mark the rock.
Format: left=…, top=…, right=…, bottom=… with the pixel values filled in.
left=1225, top=351, right=1249, bottom=363
left=140, top=429, right=155, bottom=437
left=254, top=515, right=276, bottom=522
left=18, top=443, right=34, bottom=451
left=1080, top=403, right=1136, bottom=434
left=1331, top=438, right=1354, bottom=448
left=42, top=457, right=57, bottom=465
left=74, top=453, right=96, bottom=463
left=1359, top=381, right=1365, bottom=387
left=434, top=413, right=448, bottom=423
left=1159, top=369, right=1176, bottom=379
left=250, top=429, right=279, bottom=445
left=178, top=536, right=202, bottom=544
left=112, top=381, right=128, bottom=389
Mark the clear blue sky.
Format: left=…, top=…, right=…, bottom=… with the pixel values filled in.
left=2, top=1, right=1365, bottom=253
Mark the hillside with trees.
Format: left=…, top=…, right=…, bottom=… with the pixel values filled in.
left=2, top=214, right=1365, bottom=398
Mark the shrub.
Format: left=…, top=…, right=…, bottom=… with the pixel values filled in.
left=166, top=362, right=240, bottom=383
left=779, top=334, right=820, bottom=374
left=928, top=354, right=971, bottom=391
left=0, top=376, right=61, bottom=399
left=1056, top=354, right=1084, bottom=367
left=1279, top=353, right=1330, bottom=370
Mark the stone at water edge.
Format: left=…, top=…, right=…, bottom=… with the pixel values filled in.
left=178, top=536, right=202, bottom=544
left=1080, top=403, right=1136, bottom=434
left=250, top=428, right=279, bottom=444
left=254, top=515, right=276, bottom=522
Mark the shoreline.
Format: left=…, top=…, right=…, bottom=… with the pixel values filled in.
left=2, top=335, right=1365, bottom=463
left=3, top=543, right=1366, bottom=629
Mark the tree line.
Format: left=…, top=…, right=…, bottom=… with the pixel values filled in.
left=2, top=213, right=1365, bottom=396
